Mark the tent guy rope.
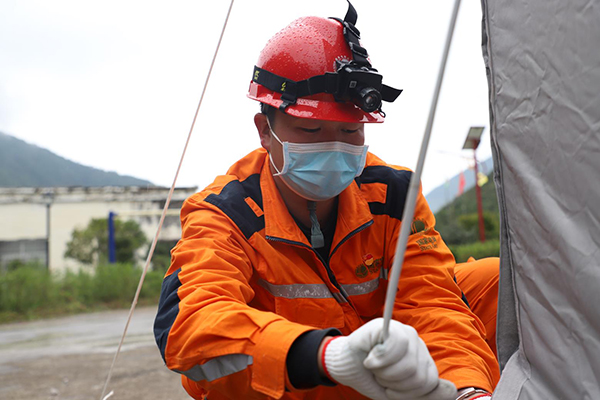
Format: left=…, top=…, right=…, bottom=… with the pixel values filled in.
left=98, top=1, right=236, bottom=399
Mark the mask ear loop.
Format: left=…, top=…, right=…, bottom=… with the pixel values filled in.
left=265, top=116, right=288, bottom=176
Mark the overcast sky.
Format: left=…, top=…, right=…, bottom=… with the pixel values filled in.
left=0, top=0, right=492, bottom=196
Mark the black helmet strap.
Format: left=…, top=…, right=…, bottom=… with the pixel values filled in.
left=252, top=66, right=401, bottom=111
left=330, top=0, right=371, bottom=68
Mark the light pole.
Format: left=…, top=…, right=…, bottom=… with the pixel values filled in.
left=43, top=190, right=55, bottom=269
left=463, top=127, right=486, bottom=243
left=108, top=211, right=117, bottom=264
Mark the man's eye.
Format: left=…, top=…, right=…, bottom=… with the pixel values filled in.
left=301, top=128, right=321, bottom=133
left=342, top=129, right=359, bottom=134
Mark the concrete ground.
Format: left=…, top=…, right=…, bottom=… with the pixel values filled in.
left=0, top=306, right=190, bottom=400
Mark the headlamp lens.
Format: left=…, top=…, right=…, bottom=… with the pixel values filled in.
left=357, top=87, right=382, bottom=113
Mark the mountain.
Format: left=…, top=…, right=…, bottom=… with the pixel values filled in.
left=424, top=157, right=494, bottom=213
left=0, top=132, right=153, bottom=187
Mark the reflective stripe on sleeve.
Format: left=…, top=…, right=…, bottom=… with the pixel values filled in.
left=176, top=354, right=254, bottom=382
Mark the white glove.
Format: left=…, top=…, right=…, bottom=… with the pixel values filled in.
left=324, top=318, right=457, bottom=400
left=323, top=326, right=388, bottom=400
left=363, top=319, right=456, bottom=400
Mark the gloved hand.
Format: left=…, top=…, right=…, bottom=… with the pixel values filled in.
left=363, top=319, right=457, bottom=400
left=323, top=318, right=457, bottom=400
left=322, top=325, right=387, bottom=400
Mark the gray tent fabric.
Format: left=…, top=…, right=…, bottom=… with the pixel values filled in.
left=481, top=0, right=600, bottom=399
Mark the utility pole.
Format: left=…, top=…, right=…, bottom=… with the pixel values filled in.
left=463, top=127, right=486, bottom=243
left=43, top=190, right=54, bottom=269
left=108, top=211, right=117, bottom=263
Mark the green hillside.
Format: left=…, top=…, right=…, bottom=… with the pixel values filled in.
left=434, top=173, right=500, bottom=261
left=0, top=132, right=153, bottom=187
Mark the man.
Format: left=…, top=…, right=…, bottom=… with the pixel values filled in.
left=154, top=6, right=499, bottom=400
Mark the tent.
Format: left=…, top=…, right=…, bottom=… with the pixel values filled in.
left=482, top=0, right=600, bottom=398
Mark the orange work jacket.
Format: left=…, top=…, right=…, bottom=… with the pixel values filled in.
left=154, top=149, right=500, bottom=399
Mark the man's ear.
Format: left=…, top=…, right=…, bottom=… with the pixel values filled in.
left=254, top=113, right=271, bottom=151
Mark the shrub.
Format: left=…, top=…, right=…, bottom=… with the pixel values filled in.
left=141, top=269, right=166, bottom=302
left=449, top=240, right=500, bottom=263
left=0, top=261, right=163, bottom=323
left=437, top=212, right=499, bottom=246
left=92, top=263, right=139, bottom=305
left=0, top=263, right=58, bottom=315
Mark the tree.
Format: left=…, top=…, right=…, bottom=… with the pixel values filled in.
left=457, top=212, right=500, bottom=241
left=436, top=211, right=499, bottom=245
left=65, top=218, right=147, bottom=265
left=434, top=172, right=501, bottom=245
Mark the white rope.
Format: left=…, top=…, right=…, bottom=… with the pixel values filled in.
left=101, top=390, right=114, bottom=400
left=98, top=1, right=236, bottom=398
left=382, top=0, right=463, bottom=342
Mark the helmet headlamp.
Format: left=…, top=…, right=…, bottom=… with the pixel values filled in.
left=335, top=61, right=386, bottom=113
left=251, top=0, right=402, bottom=115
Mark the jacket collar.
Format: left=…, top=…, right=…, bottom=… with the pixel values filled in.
left=259, top=155, right=373, bottom=245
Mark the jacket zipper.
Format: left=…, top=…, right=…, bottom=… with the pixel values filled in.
left=266, top=219, right=374, bottom=305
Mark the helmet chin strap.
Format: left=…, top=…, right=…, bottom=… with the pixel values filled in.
left=307, top=201, right=325, bottom=248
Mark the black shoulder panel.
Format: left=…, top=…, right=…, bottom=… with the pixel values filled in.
left=357, top=165, right=412, bottom=220
left=154, top=267, right=183, bottom=363
left=204, top=174, right=265, bottom=239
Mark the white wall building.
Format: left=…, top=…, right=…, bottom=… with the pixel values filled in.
left=0, top=186, right=197, bottom=273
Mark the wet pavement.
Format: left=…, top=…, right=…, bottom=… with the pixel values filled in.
left=0, top=306, right=189, bottom=400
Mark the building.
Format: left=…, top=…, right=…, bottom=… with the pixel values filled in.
left=0, top=186, right=197, bottom=273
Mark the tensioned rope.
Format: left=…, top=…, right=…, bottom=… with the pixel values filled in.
left=382, top=0, right=463, bottom=341
left=98, top=2, right=235, bottom=399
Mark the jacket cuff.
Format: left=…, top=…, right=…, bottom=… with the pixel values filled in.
left=286, top=328, right=342, bottom=389
left=250, top=320, right=315, bottom=398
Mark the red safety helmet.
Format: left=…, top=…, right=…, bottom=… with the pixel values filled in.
left=248, top=13, right=401, bottom=123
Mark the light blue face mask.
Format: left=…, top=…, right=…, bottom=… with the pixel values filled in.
left=267, top=120, right=368, bottom=201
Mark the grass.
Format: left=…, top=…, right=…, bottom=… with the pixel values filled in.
left=448, top=239, right=500, bottom=263
left=0, top=262, right=165, bottom=324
